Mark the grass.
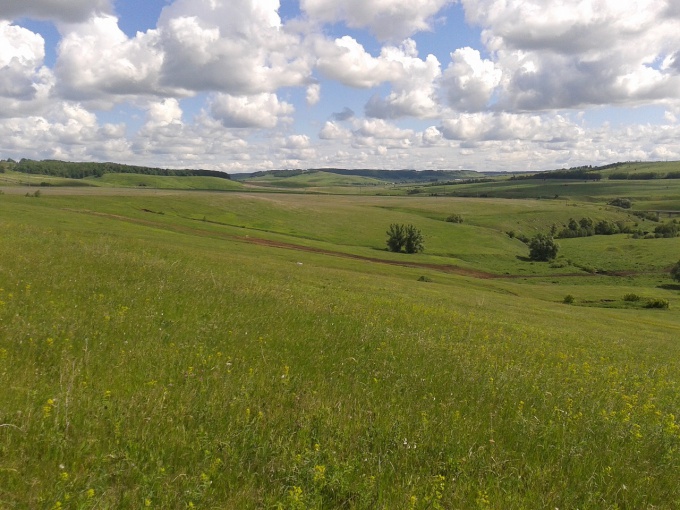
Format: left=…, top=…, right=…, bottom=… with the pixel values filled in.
left=84, top=173, right=244, bottom=190
left=1, top=186, right=679, bottom=508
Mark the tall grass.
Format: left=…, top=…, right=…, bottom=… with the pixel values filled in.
left=0, top=194, right=679, bottom=508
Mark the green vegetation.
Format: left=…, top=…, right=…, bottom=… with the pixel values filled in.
left=528, top=233, right=559, bottom=261
left=11, top=158, right=231, bottom=180
left=445, top=213, right=464, bottom=223
left=1, top=162, right=680, bottom=508
left=386, top=223, right=424, bottom=253
left=671, top=260, right=680, bottom=282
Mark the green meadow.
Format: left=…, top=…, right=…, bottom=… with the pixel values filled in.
left=1, top=173, right=679, bottom=508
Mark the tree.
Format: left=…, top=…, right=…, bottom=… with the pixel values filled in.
left=671, top=260, right=680, bottom=282
left=404, top=225, right=424, bottom=254
left=386, top=223, right=424, bottom=253
left=528, top=233, right=559, bottom=261
left=386, top=223, right=406, bottom=252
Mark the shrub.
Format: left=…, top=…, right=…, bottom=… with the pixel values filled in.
left=623, top=293, right=641, bottom=302
left=563, top=295, right=575, bottom=304
left=528, top=234, right=559, bottom=261
left=670, top=260, right=680, bottom=282
left=654, top=221, right=679, bottom=238
left=446, top=214, right=464, bottom=223
left=645, top=298, right=669, bottom=309
left=607, top=197, right=632, bottom=209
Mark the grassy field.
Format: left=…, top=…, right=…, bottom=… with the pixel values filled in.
left=1, top=182, right=680, bottom=509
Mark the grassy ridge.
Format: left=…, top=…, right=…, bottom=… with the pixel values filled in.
left=1, top=192, right=679, bottom=508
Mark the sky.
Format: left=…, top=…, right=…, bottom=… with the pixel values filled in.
left=1, top=0, right=680, bottom=173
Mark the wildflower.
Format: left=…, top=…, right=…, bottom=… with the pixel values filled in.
left=313, top=465, right=326, bottom=483
left=86, top=489, right=95, bottom=499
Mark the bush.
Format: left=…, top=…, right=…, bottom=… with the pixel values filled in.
left=645, top=298, right=669, bottom=309
left=528, top=234, right=559, bottom=261
left=654, top=221, right=679, bottom=238
left=386, top=224, right=424, bottom=254
left=446, top=214, right=464, bottom=223
left=670, top=260, right=680, bottom=282
left=607, top=197, right=632, bottom=209
left=563, top=295, right=575, bottom=304
left=623, top=293, right=641, bottom=302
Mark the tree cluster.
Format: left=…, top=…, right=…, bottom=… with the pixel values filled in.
left=556, top=217, right=632, bottom=238
left=386, top=224, right=424, bottom=254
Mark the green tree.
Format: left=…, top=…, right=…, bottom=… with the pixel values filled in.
left=404, top=225, right=424, bottom=253
left=386, top=224, right=424, bottom=253
left=528, top=233, right=559, bottom=261
left=671, top=260, right=680, bottom=282
left=386, top=224, right=406, bottom=252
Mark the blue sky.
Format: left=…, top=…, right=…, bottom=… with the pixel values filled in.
left=1, top=0, right=679, bottom=172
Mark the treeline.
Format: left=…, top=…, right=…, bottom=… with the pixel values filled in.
left=609, top=171, right=680, bottom=180
left=556, top=216, right=679, bottom=239
left=511, top=166, right=602, bottom=181
left=10, top=159, right=231, bottom=180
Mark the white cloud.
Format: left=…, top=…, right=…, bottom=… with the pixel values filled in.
left=0, top=21, right=53, bottom=116
left=146, top=99, right=183, bottom=127
left=157, top=0, right=312, bottom=94
left=442, top=47, right=501, bottom=112
left=316, top=36, right=402, bottom=88
left=55, top=15, right=166, bottom=105
left=460, top=0, right=680, bottom=111
left=438, top=111, right=584, bottom=143
left=0, top=0, right=111, bottom=23
left=319, top=121, right=351, bottom=140
left=364, top=40, right=441, bottom=119
left=306, top=83, right=321, bottom=105
left=301, top=0, right=454, bottom=41
left=209, top=93, right=294, bottom=128
left=316, top=37, right=441, bottom=119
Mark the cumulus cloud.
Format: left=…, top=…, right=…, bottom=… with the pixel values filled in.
left=364, top=40, right=441, bottom=119
left=438, top=111, right=583, bottom=143
left=0, top=0, right=111, bottom=23
left=157, top=0, right=312, bottom=94
left=316, top=37, right=441, bottom=119
left=301, top=0, right=454, bottom=41
left=460, top=0, right=680, bottom=111
left=209, top=93, right=294, bottom=129
left=319, top=121, right=351, bottom=139
left=55, top=15, right=166, bottom=104
left=146, top=99, right=183, bottom=127
left=0, top=22, right=53, bottom=116
left=442, top=47, right=501, bottom=112
left=316, top=36, right=402, bottom=88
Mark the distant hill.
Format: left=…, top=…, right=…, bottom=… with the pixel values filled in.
left=233, top=168, right=481, bottom=182
left=5, top=159, right=231, bottom=180
left=513, top=161, right=680, bottom=181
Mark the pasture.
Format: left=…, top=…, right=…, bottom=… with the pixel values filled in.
left=1, top=180, right=679, bottom=508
